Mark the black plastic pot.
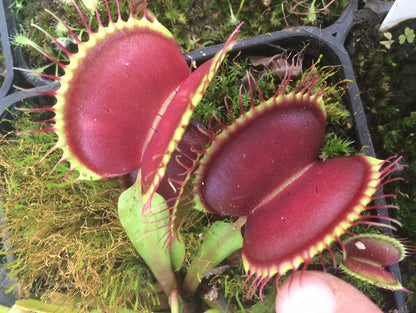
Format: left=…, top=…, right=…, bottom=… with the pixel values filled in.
left=0, top=0, right=14, bottom=100
left=0, top=0, right=408, bottom=312
left=0, top=0, right=56, bottom=133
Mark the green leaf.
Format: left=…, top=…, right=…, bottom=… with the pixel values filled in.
left=118, top=175, right=177, bottom=297
left=383, top=32, right=393, bottom=40
left=183, top=219, right=244, bottom=294
left=399, top=27, right=415, bottom=44
left=380, top=40, right=394, bottom=49
left=171, top=235, right=186, bottom=271
left=381, top=32, right=394, bottom=48
left=9, top=299, right=78, bottom=312
left=405, top=28, right=415, bottom=43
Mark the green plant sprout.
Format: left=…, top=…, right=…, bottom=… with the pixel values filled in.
left=227, top=0, right=246, bottom=25
left=380, top=32, right=394, bottom=49
left=399, top=27, right=415, bottom=44
left=381, top=27, right=415, bottom=49
left=7, top=0, right=26, bottom=18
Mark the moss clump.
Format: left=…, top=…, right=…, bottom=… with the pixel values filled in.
left=0, top=113, right=159, bottom=312
left=148, top=0, right=349, bottom=50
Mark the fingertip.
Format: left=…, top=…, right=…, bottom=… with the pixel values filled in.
left=275, top=271, right=384, bottom=313
left=276, top=271, right=336, bottom=313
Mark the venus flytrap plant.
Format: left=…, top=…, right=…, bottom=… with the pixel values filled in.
left=2, top=0, right=411, bottom=311
left=192, top=64, right=409, bottom=300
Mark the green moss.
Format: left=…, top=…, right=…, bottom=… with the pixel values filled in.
left=0, top=113, right=159, bottom=312
left=321, top=133, right=355, bottom=160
